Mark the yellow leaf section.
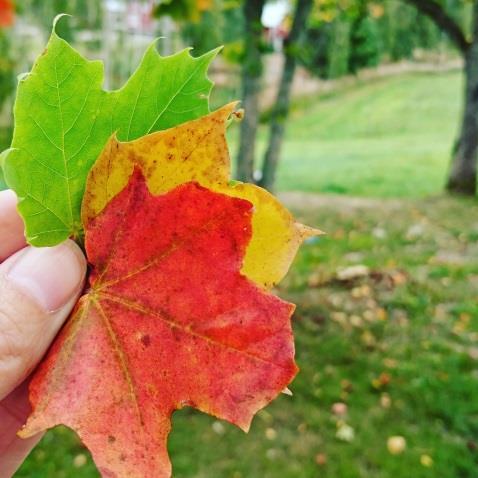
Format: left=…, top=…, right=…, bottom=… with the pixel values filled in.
left=223, top=182, right=320, bottom=287
left=82, top=103, right=322, bottom=288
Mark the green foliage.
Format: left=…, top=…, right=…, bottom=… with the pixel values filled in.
left=349, top=13, right=381, bottom=73
left=379, top=1, right=416, bottom=60
left=2, top=26, right=217, bottom=246
left=222, top=40, right=244, bottom=64
left=326, top=21, right=352, bottom=79
left=154, top=0, right=203, bottom=22
left=299, top=18, right=351, bottom=79
left=181, top=8, right=223, bottom=55
left=413, top=12, right=442, bottom=50
left=298, top=4, right=384, bottom=78
left=180, top=0, right=244, bottom=57
left=299, top=0, right=461, bottom=79
left=20, top=0, right=103, bottom=40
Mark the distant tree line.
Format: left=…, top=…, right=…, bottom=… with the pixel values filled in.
left=300, top=0, right=448, bottom=80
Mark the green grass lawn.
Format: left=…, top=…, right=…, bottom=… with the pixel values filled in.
left=248, top=70, right=463, bottom=197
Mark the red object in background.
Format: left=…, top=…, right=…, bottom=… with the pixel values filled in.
left=0, top=0, right=14, bottom=27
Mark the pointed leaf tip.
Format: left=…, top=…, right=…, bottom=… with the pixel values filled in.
left=53, top=13, right=71, bottom=32
left=296, top=222, right=326, bottom=238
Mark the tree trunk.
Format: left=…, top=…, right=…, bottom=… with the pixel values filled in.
left=259, top=0, right=313, bottom=191
left=236, top=0, right=265, bottom=182
left=447, top=1, right=478, bottom=195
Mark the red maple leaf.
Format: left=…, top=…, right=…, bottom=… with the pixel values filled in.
left=20, top=169, right=298, bottom=477
left=0, top=0, right=14, bottom=27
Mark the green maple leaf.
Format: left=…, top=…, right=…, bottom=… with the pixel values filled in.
left=2, top=20, right=218, bottom=246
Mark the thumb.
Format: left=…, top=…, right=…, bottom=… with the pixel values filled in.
left=0, top=241, right=86, bottom=400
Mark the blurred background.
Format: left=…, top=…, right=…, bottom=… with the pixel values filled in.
left=1, top=0, right=477, bottom=477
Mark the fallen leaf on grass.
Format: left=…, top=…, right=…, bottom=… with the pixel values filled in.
left=331, top=402, right=348, bottom=416
left=315, top=453, right=327, bottom=466
left=336, top=265, right=370, bottom=281
left=387, top=436, right=406, bottom=455
left=372, top=372, right=391, bottom=389
left=336, top=422, right=355, bottom=442
left=420, top=454, right=433, bottom=467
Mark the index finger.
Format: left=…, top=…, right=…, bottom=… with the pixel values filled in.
left=0, top=190, right=26, bottom=261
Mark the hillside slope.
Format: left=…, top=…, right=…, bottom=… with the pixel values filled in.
left=260, top=70, right=463, bottom=197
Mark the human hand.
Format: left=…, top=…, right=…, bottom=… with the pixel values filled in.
left=0, top=190, right=86, bottom=477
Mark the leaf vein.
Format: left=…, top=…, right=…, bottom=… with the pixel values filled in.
left=100, top=292, right=288, bottom=370
left=147, top=60, right=205, bottom=134
left=28, top=115, right=63, bottom=152
left=93, top=298, right=146, bottom=429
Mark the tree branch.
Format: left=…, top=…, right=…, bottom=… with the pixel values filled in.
left=404, top=0, right=470, bottom=53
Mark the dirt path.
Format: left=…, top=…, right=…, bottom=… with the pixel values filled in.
left=279, top=191, right=404, bottom=212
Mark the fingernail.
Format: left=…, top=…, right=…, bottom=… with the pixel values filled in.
left=7, top=241, right=86, bottom=312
